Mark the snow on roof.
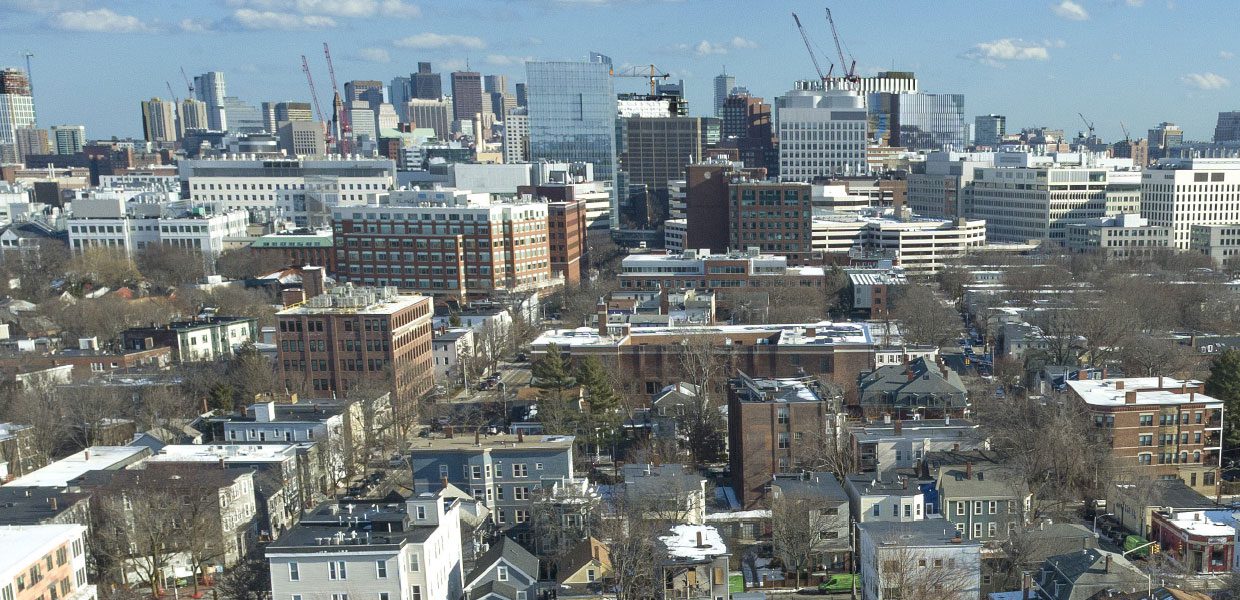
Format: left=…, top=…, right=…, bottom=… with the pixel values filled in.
left=145, top=443, right=300, bottom=463
left=660, top=524, right=727, bottom=561
left=5, top=446, right=147, bottom=488
left=532, top=321, right=873, bottom=349
left=1160, top=510, right=1236, bottom=538
left=705, top=510, right=771, bottom=522
left=0, top=525, right=85, bottom=580
left=1066, top=377, right=1222, bottom=407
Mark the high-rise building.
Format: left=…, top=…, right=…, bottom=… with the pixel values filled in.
left=179, top=98, right=209, bottom=138
left=49, top=124, right=85, bottom=155
left=274, top=285, right=434, bottom=413
left=389, top=76, right=412, bottom=109
left=489, top=92, right=516, bottom=120
left=526, top=57, right=618, bottom=225
left=1141, top=157, right=1240, bottom=249
left=515, top=82, right=527, bottom=108
left=502, top=107, right=529, bottom=163
left=450, top=71, right=484, bottom=122
left=906, top=151, right=994, bottom=218
left=619, top=116, right=710, bottom=225
left=871, top=92, right=966, bottom=151
left=222, top=96, right=263, bottom=133
left=484, top=74, right=509, bottom=94
left=1148, top=122, right=1184, bottom=160
left=14, top=127, right=48, bottom=159
left=0, top=67, right=37, bottom=162
left=713, top=71, right=735, bottom=117
left=1215, top=111, right=1240, bottom=143
left=193, top=71, right=227, bottom=131
left=721, top=93, right=776, bottom=173
left=1111, top=138, right=1149, bottom=168
left=261, top=101, right=313, bottom=133
left=777, top=88, right=868, bottom=180
left=346, top=101, right=377, bottom=142
left=140, top=97, right=178, bottom=143
left=345, top=80, right=384, bottom=105
left=729, top=180, right=814, bottom=263
left=278, top=120, right=326, bottom=157
left=974, top=114, right=1005, bottom=147
left=405, top=99, right=451, bottom=139
left=411, top=62, right=442, bottom=100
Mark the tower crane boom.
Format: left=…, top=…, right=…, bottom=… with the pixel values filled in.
left=825, top=8, right=857, bottom=81
left=300, top=54, right=334, bottom=146
left=323, top=42, right=350, bottom=154
left=792, top=12, right=829, bottom=84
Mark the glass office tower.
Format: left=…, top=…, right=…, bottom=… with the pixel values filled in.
left=526, top=56, right=618, bottom=228
left=869, top=92, right=966, bottom=151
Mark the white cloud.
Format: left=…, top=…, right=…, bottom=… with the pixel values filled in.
left=1051, top=0, right=1089, bottom=20
left=50, top=8, right=152, bottom=32
left=226, top=0, right=419, bottom=18
left=1181, top=72, right=1230, bottom=90
left=1221, top=50, right=1236, bottom=60
left=963, top=38, right=1053, bottom=66
left=178, top=18, right=214, bottom=32
left=694, top=40, right=728, bottom=56
left=394, top=33, right=486, bottom=50
left=1125, top=0, right=1144, bottom=5
left=484, top=54, right=535, bottom=66
left=228, top=8, right=337, bottom=30
left=730, top=36, right=758, bottom=49
left=356, top=47, right=391, bottom=63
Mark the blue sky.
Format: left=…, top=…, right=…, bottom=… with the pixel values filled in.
left=1, top=0, right=1236, bottom=141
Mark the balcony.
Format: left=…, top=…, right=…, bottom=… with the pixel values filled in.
left=1205, top=415, right=1222, bottom=430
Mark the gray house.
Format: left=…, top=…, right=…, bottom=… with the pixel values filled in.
left=409, top=433, right=577, bottom=532
left=936, top=463, right=1029, bottom=542
left=463, top=536, right=540, bottom=600
left=857, top=356, right=968, bottom=418
left=770, top=472, right=851, bottom=570
left=1031, top=548, right=1146, bottom=599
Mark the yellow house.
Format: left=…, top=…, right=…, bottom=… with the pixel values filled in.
left=557, top=537, right=612, bottom=589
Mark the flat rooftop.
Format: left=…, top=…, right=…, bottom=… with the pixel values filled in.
left=660, top=524, right=727, bottom=561
left=1157, top=510, right=1235, bottom=538
left=533, top=321, right=874, bottom=349
left=852, top=419, right=980, bottom=443
left=0, top=524, right=84, bottom=573
left=278, top=285, right=426, bottom=316
left=409, top=433, right=576, bottom=452
left=5, top=446, right=148, bottom=488
left=145, top=443, right=300, bottom=464
left=858, top=519, right=982, bottom=548
left=1066, top=377, right=1222, bottom=407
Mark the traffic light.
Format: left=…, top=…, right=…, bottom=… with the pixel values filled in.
left=1150, top=543, right=1161, bottom=555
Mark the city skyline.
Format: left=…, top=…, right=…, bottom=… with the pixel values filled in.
left=1, top=0, right=1236, bottom=141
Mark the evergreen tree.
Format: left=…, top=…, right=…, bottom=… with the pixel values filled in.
left=576, top=356, right=619, bottom=414
left=532, top=343, right=575, bottom=391
left=532, top=344, right=578, bottom=435
left=1206, top=348, right=1240, bottom=447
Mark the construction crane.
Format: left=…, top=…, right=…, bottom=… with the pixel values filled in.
left=180, top=67, right=194, bottom=97
left=300, top=54, right=334, bottom=146
left=825, top=8, right=857, bottom=82
left=1078, top=112, right=1096, bottom=140
left=165, top=81, right=178, bottom=104
left=22, top=52, right=33, bottom=93
left=1120, top=121, right=1131, bottom=142
left=791, top=12, right=830, bottom=84
left=610, top=64, right=671, bottom=95
left=323, top=42, right=350, bottom=155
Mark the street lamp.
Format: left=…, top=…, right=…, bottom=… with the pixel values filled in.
left=1092, top=512, right=1114, bottom=537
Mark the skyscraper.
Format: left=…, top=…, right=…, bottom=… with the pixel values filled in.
left=14, top=127, right=48, bottom=160
left=872, top=92, right=966, bottom=151
left=179, top=98, right=209, bottom=136
left=526, top=57, right=618, bottom=226
left=49, top=125, right=85, bottom=155
left=405, top=99, right=451, bottom=140
left=484, top=74, right=508, bottom=94
left=193, top=71, right=227, bottom=131
left=515, top=82, right=527, bottom=108
left=713, top=71, right=735, bottom=117
left=141, top=98, right=178, bottom=143
left=450, top=71, right=484, bottom=122
left=261, top=101, right=312, bottom=133
left=1148, top=122, right=1183, bottom=159
left=1215, top=111, right=1240, bottom=143
left=389, top=76, right=412, bottom=109
left=411, top=62, right=442, bottom=100
left=345, top=80, right=384, bottom=104
left=0, top=68, right=37, bottom=162
left=974, top=114, right=1006, bottom=147
left=222, top=96, right=263, bottom=132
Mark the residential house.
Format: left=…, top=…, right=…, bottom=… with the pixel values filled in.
left=770, top=472, right=851, bottom=570
left=3, top=446, right=150, bottom=488
left=857, top=519, right=982, bottom=600
left=981, top=523, right=1098, bottom=595
left=1106, top=479, right=1215, bottom=538
left=0, top=422, right=41, bottom=480
left=937, top=462, right=1030, bottom=542
left=462, top=537, right=539, bottom=600
left=656, top=525, right=730, bottom=600
left=120, top=316, right=258, bottom=362
left=556, top=537, right=611, bottom=593
left=857, top=356, right=968, bottom=419
left=1031, top=549, right=1146, bottom=599
left=850, top=418, right=984, bottom=477
left=844, top=473, right=926, bottom=524
left=0, top=486, right=92, bottom=527
left=620, top=463, right=707, bottom=524
left=266, top=490, right=464, bottom=600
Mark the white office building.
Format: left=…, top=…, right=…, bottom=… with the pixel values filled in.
left=664, top=218, right=688, bottom=253
left=502, top=108, right=529, bottom=164
left=906, top=151, right=995, bottom=218
left=67, top=194, right=247, bottom=256
left=812, top=210, right=986, bottom=273
left=180, top=156, right=395, bottom=217
left=778, top=88, right=868, bottom=181
left=1141, top=157, right=1240, bottom=249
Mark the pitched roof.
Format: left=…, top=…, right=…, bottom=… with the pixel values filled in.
left=557, top=537, right=611, bottom=584
left=858, top=356, right=967, bottom=407
left=1041, top=548, right=1145, bottom=599
left=464, top=536, right=539, bottom=587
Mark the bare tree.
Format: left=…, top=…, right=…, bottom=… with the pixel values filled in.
left=887, top=284, right=961, bottom=347
left=674, top=333, right=731, bottom=466
left=871, top=541, right=977, bottom=600
left=66, top=247, right=141, bottom=289
left=93, top=482, right=181, bottom=593
left=477, top=319, right=509, bottom=375
left=214, top=554, right=270, bottom=600
left=0, top=372, right=69, bottom=464
left=770, top=490, right=848, bottom=588
left=792, top=427, right=856, bottom=480
left=215, top=248, right=288, bottom=280
left=135, top=244, right=208, bottom=290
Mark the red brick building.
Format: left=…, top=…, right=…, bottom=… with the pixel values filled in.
left=1067, top=376, right=1223, bottom=495
left=275, top=285, right=433, bottom=423
left=729, top=180, right=814, bottom=265
left=1150, top=509, right=1235, bottom=574
left=684, top=159, right=765, bottom=253
left=547, top=199, right=586, bottom=285
left=250, top=229, right=335, bottom=270
left=0, top=345, right=171, bottom=381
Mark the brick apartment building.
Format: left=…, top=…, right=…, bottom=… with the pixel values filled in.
left=546, top=199, right=586, bottom=284
left=727, top=374, right=845, bottom=508
left=729, top=180, right=814, bottom=264
left=531, top=321, right=876, bottom=404
left=275, top=285, right=433, bottom=420
left=1067, top=376, right=1223, bottom=495
left=331, top=191, right=557, bottom=302
left=249, top=229, right=335, bottom=270
left=684, top=159, right=766, bottom=253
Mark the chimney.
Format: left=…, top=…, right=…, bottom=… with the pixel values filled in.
left=907, top=369, right=915, bottom=382
left=219, top=458, right=226, bottom=469
left=1115, top=380, right=1124, bottom=390
left=440, top=475, right=449, bottom=489
left=474, top=429, right=480, bottom=445
left=1125, top=391, right=1136, bottom=404
left=965, top=462, right=973, bottom=480
left=517, top=430, right=524, bottom=443
left=48, top=497, right=58, bottom=511
left=806, top=326, right=817, bottom=338
left=1159, top=375, right=1165, bottom=388
left=597, top=297, right=608, bottom=336
left=695, top=530, right=704, bottom=547
left=1104, top=554, right=1112, bottom=573
left=1022, top=573, right=1032, bottom=600
left=894, top=420, right=902, bottom=434
left=84, top=449, right=90, bottom=461
left=1077, top=369, right=1087, bottom=381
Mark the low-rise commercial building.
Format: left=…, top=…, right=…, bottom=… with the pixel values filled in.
left=1149, top=509, right=1235, bottom=574
left=249, top=229, right=335, bottom=269
left=1064, top=213, right=1172, bottom=259
left=812, top=212, right=986, bottom=274
left=618, top=248, right=828, bottom=291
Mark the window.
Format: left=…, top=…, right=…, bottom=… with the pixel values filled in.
left=1139, top=414, right=1154, bottom=426
left=973, top=523, right=983, bottom=538
left=517, top=593, right=527, bottom=600
left=416, top=506, right=426, bottom=520
left=409, top=554, right=420, bottom=572
left=955, top=502, right=964, bottom=516
left=872, top=504, right=880, bottom=517
left=515, top=510, right=529, bottom=523
left=587, top=570, right=596, bottom=582
left=472, top=465, right=483, bottom=479
left=331, top=595, right=349, bottom=600
left=377, top=560, right=387, bottom=578
left=988, top=522, right=997, bottom=537
left=974, top=501, right=983, bottom=515
left=292, top=596, right=302, bottom=600
left=328, top=561, right=346, bottom=580
left=513, top=464, right=528, bottom=477
left=1, top=586, right=11, bottom=600
left=380, top=594, right=389, bottom=600
left=778, top=433, right=790, bottom=449
left=289, top=562, right=300, bottom=581
left=514, top=487, right=529, bottom=501
left=497, top=566, right=509, bottom=582
left=988, top=501, right=997, bottom=514
left=903, top=504, right=911, bottom=518
left=411, top=587, right=421, bottom=600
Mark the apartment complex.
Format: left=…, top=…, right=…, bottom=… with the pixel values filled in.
left=546, top=198, right=586, bottom=284
left=727, top=374, right=844, bottom=508
left=121, top=316, right=258, bottom=362
left=267, top=491, right=464, bottom=600
left=330, top=191, right=556, bottom=300
left=274, top=285, right=434, bottom=410
left=1140, top=158, right=1240, bottom=249
left=857, top=520, right=981, bottom=600
left=0, top=525, right=94, bottom=600
left=728, top=180, right=814, bottom=264
left=1066, top=376, right=1222, bottom=494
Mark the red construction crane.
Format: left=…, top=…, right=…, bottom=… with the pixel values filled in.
left=792, top=12, right=831, bottom=84
left=825, top=7, right=858, bottom=83
left=323, top=42, right=350, bottom=154
left=180, top=66, right=194, bottom=96
left=300, top=54, right=334, bottom=146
